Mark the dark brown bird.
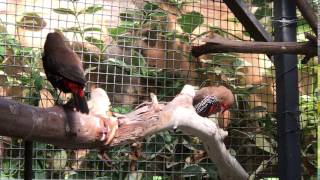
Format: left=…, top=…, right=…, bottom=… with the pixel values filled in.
left=193, top=86, right=234, bottom=117
left=42, top=32, right=89, bottom=114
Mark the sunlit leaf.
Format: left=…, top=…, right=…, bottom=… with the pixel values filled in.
left=52, top=150, right=67, bottom=170
left=182, top=165, right=206, bottom=177
left=148, top=12, right=167, bottom=18
left=131, top=50, right=147, bottom=75
left=233, top=58, right=252, bottom=70
left=250, top=106, right=268, bottom=113
left=144, top=2, right=159, bottom=11
left=120, top=10, right=144, bottom=22
left=177, top=11, right=204, bottom=33
left=83, top=27, right=102, bottom=32
left=62, top=26, right=81, bottom=33
left=107, top=26, right=127, bottom=37
left=53, top=8, right=76, bottom=16
left=85, top=36, right=104, bottom=50
left=107, top=21, right=137, bottom=39
left=254, top=134, right=275, bottom=154
left=84, top=66, right=96, bottom=75
left=234, top=84, right=268, bottom=95
left=78, top=5, right=103, bottom=15
left=105, top=58, right=133, bottom=73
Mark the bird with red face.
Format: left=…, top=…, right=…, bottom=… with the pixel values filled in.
left=42, top=32, right=89, bottom=114
left=193, top=86, right=234, bottom=117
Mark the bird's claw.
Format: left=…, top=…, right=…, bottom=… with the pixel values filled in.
left=99, top=115, right=118, bottom=145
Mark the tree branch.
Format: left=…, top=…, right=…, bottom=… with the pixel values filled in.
left=191, top=33, right=317, bottom=60
left=0, top=86, right=248, bottom=180
left=297, top=0, right=318, bottom=34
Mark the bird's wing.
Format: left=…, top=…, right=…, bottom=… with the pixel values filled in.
left=193, top=87, right=211, bottom=105
left=45, top=48, right=87, bottom=85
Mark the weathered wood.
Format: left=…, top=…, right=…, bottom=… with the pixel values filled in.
left=0, top=87, right=248, bottom=180
left=192, top=34, right=317, bottom=59
left=297, top=0, right=318, bottom=34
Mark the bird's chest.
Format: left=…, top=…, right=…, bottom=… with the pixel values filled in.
left=43, top=58, right=69, bottom=92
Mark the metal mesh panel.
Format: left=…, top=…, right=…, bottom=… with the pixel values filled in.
left=0, top=0, right=317, bottom=179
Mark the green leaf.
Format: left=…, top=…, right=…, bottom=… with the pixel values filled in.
left=52, top=150, right=67, bottom=170
left=250, top=106, right=268, bottom=113
left=234, top=84, right=267, bottom=95
left=144, top=2, right=159, bottom=11
left=254, top=6, right=272, bottom=20
left=107, top=21, right=136, bottom=38
left=132, top=50, right=145, bottom=67
left=107, top=26, right=127, bottom=37
left=177, top=11, right=204, bottom=33
left=33, top=72, right=44, bottom=91
left=84, top=66, right=96, bottom=75
left=53, top=8, right=76, bottom=16
left=78, top=5, right=103, bottom=15
left=201, top=164, right=218, bottom=179
left=119, top=10, right=144, bottom=22
left=85, top=36, right=104, bottom=50
left=233, top=58, right=252, bottom=70
left=148, top=12, right=167, bottom=18
left=62, top=26, right=81, bottom=33
left=132, top=50, right=150, bottom=76
left=120, top=21, right=138, bottom=29
left=212, top=53, right=238, bottom=64
left=105, top=58, right=132, bottom=71
left=165, top=32, right=189, bottom=43
left=83, top=27, right=102, bottom=32
left=182, top=165, right=206, bottom=177
left=254, top=134, right=275, bottom=154
left=34, top=170, right=46, bottom=179
left=0, top=24, right=7, bottom=33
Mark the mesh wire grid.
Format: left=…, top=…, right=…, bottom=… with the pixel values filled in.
left=0, top=0, right=317, bottom=179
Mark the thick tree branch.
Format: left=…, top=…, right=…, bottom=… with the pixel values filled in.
left=297, top=0, right=318, bottom=34
left=191, top=33, right=317, bottom=60
left=0, top=86, right=248, bottom=180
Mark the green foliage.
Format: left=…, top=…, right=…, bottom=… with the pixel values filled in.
left=177, top=11, right=204, bottom=34
left=53, top=8, right=77, bottom=16
left=53, top=5, right=102, bottom=16
left=53, top=3, right=103, bottom=44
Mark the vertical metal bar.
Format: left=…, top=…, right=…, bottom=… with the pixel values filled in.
left=24, top=141, right=33, bottom=180
left=274, top=0, right=301, bottom=179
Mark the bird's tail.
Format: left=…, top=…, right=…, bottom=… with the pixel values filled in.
left=73, top=93, right=89, bottom=114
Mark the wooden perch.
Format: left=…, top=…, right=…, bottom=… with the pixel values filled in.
left=0, top=86, right=248, bottom=180
left=192, top=33, right=317, bottom=62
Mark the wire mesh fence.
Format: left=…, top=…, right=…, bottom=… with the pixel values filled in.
left=0, top=0, right=317, bottom=179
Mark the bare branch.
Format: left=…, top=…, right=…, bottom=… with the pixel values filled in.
left=0, top=86, right=248, bottom=180
left=191, top=34, right=317, bottom=59
left=297, top=0, right=318, bottom=34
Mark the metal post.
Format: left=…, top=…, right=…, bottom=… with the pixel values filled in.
left=274, top=0, right=300, bottom=179
left=24, top=141, right=33, bottom=180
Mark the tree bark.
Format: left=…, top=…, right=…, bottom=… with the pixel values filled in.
left=191, top=33, right=317, bottom=59
left=297, top=0, right=318, bottom=34
left=0, top=86, right=248, bottom=180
